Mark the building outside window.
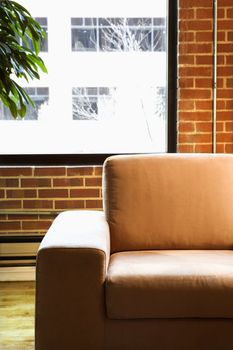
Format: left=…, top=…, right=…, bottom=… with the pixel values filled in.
left=0, top=88, right=49, bottom=121
left=72, top=87, right=116, bottom=120
left=18, top=17, right=48, bottom=52
left=0, top=0, right=169, bottom=155
left=71, top=17, right=166, bottom=52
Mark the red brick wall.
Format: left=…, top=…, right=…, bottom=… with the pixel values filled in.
left=178, top=0, right=233, bottom=153
left=0, top=166, right=103, bottom=239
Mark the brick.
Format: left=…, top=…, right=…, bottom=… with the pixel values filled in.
left=217, top=123, right=225, bottom=132
left=217, top=32, right=226, bottom=42
left=178, top=100, right=195, bottom=110
left=34, top=167, right=66, bottom=176
left=21, top=178, right=51, bottom=188
left=179, top=32, right=194, bottom=43
left=94, top=167, right=103, bottom=176
left=217, top=100, right=226, bottom=110
left=180, top=89, right=211, bottom=99
left=226, top=78, right=233, bottom=88
left=228, top=32, right=233, bottom=42
left=179, top=78, right=194, bottom=88
left=67, top=167, right=94, bottom=176
left=226, top=100, right=233, bottom=109
left=179, top=111, right=212, bottom=121
left=86, top=200, right=103, bottom=209
left=218, top=20, right=233, bottom=30
left=85, top=178, right=102, bottom=187
left=179, top=9, right=195, bottom=19
left=0, top=200, right=21, bottom=209
left=38, top=189, right=68, bottom=198
left=195, top=56, right=213, bottom=65
left=218, top=43, right=233, bottom=53
left=70, top=188, right=99, bottom=198
left=177, top=144, right=194, bottom=152
left=218, top=66, right=233, bottom=77
left=0, top=168, right=32, bottom=176
left=179, top=0, right=212, bottom=8
left=39, top=213, right=57, bottom=220
left=22, top=221, right=52, bottom=230
left=217, top=111, right=233, bottom=121
left=179, top=67, right=212, bottom=77
left=0, top=221, right=21, bottom=231
left=0, top=179, right=19, bottom=187
left=23, top=200, right=53, bottom=209
left=194, top=144, right=212, bottom=152
left=6, top=189, right=36, bottom=198
left=8, top=214, right=39, bottom=220
left=218, top=8, right=226, bottom=19
left=226, top=122, right=233, bottom=131
left=179, top=43, right=212, bottom=55
left=217, top=132, right=233, bottom=142
left=196, top=9, right=213, bottom=19
left=227, top=9, right=233, bottom=18
left=196, top=32, right=213, bottom=42
left=53, top=178, right=83, bottom=187
left=218, top=89, right=233, bottom=99
left=219, top=0, right=233, bottom=6
left=195, top=79, right=212, bottom=88
left=196, top=122, right=212, bottom=132
left=225, top=144, right=233, bottom=153
left=217, top=55, right=225, bottom=65
left=179, top=20, right=212, bottom=31
left=225, top=55, right=233, bottom=65
left=179, top=133, right=212, bottom=143
left=216, top=144, right=225, bottom=153
left=195, top=100, right=212, bottom=109
left=179, top=55, right=195, bottom=65
left=179, top=122, right=195, bottom=132
left=55, top=200, right=84, bottom=210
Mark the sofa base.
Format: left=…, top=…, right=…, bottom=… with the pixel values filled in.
left=105, top=318, right=233, bottom=350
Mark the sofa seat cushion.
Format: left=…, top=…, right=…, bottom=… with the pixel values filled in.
left=106, top=250, right=233, bottom=319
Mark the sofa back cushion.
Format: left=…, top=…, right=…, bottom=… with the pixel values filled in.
left=103, top=154, right=233, bottom=253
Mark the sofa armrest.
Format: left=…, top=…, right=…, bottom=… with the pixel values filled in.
left=36, top=210, right=110, bottom=350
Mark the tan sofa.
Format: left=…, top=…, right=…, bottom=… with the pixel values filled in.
left=36, top=154, right=233, bottom=350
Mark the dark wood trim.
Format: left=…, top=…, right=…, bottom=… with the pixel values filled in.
left=0, top=235, right=44, bottom=243
left=167, top=0, right=178, bottom=153
left=0, top=256, right=36, bottom=260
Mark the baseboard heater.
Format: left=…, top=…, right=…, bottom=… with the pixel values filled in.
left=0, top=234, right=44, bottom=267
left=0, top=210, right=59, bottom=269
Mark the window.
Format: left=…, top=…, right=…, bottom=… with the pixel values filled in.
left=0, top=0, right=177, bottom=163
left=0, top=88, right=49, bottom=121
left=71, top=17, right=166, bottom=52
left=19, top=17, right=48, bottom=52
left=72, top=87, right=116, bottom=120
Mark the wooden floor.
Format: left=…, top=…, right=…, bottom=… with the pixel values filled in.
left=0, top=281, right=35, bottom=350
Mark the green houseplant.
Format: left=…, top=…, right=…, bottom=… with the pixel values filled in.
left=0, top=0, right=47, bottom=118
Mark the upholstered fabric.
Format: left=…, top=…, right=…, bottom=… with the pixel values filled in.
left=105, top=319, right=233, bottom=350
left=36, top=211, right=110, bottom=350
left=106, top=250, right=233, bottom=319
left=103, top=154, right=233, bottom=253
left=36, top=154, right=233, bottom=350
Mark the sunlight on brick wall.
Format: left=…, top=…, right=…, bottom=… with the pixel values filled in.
left=178, top=0, right=233, bottom=153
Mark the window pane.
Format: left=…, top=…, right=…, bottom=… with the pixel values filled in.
left=0, top=88, right=49, bottom=121
left=72, top=28, right=97, bottom=51
left=0, top=1, right=168, bottom=155
left=72, top=87, right=116, bottom=121
left=130, top=29, right=152, bottom=51
left=153, top=29, right=166, bottom=51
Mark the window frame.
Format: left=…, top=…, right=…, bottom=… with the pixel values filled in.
left=0, top=0, right=177, bottom=166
